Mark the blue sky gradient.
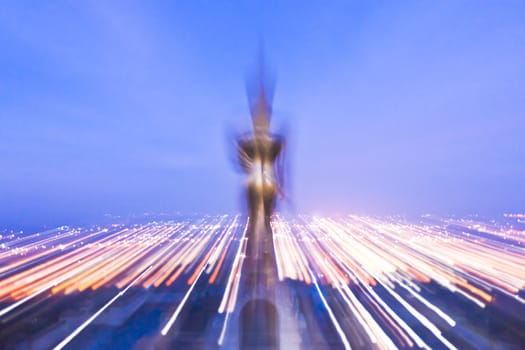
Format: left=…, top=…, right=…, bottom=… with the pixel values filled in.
left=1, top=1, right=524, bottom=227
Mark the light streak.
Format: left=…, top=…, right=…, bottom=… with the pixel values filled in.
left=160, top=221, right=224, bottom=336
left=0, top=214, right=524, bottom=348
left=309, top=267, right=352, bottom=350
left=53, top=266, right=153, bottom=350
left=218, top=219, right=249, bottom=314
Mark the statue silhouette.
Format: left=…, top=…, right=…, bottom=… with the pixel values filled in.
left=235, top=59, right=285, bottom=349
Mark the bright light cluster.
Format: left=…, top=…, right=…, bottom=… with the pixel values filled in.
left=1, top=214, right=524, bottom=349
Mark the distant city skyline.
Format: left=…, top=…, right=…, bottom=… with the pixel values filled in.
left=1, top=1, right=524, bottom=228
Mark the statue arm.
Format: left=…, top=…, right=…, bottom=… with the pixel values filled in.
left=237, top=138, right=253, bottom=172
left=275, top=138, right=285, bottom=197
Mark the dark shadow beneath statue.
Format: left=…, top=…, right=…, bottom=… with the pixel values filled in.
left=240, top=299, right=279, bottom=350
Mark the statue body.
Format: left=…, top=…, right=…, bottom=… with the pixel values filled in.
left=238, top=133, right=284, bottom=230
left=233, top=75, right=288, bottom=349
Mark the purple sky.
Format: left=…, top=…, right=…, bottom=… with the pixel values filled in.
left=1, top=1, right=524, bottom=227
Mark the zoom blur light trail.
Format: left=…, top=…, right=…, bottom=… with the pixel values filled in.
left=0, top=213, right=524, bottom=349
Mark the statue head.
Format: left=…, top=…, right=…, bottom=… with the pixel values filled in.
left=247, top=49, right=274, bottom=137
left=251, top=85, right=271, bottom=136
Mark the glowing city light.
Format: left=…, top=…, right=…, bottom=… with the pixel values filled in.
left=1, top=214, right=524, bottom=348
